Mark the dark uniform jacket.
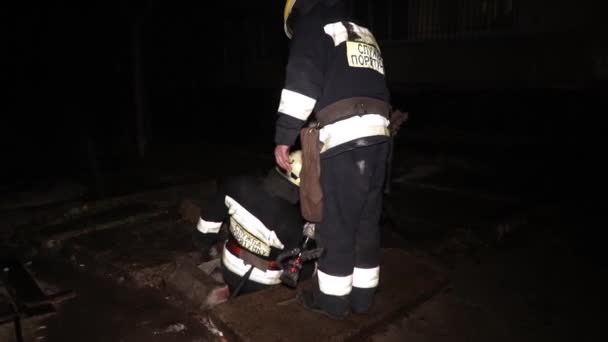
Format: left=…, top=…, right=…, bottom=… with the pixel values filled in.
left=275, top=3, right=391, bottom=155
left=197, top=175, right=304, bottom=285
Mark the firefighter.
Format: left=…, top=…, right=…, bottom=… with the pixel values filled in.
left=274, top=0, right=391, bottom=319
left=186, top=151, right=313, bottom=295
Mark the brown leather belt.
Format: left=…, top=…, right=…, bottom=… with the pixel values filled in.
left=225, top=238, right=280, bottom=272
left=315, top=97, right=390, bottom=127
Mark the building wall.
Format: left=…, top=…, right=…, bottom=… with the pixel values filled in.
left=382, top=32, right=594, bottom=90
left=365, top=0, right=605, bottom=89
left=179, top=1, right=606, bottom=89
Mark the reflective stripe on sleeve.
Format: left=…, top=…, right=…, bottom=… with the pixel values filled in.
left=278, top=89, right=316, bottom=121
left=197, top=217, right=223, bottom=234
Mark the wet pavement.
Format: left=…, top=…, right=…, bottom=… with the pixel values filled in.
left=29, top=256, right=217, bottom=342
left=370, top=232, right=607, bottom=342
left=1, top=142, right=605, bottom=341
left=211, top=249, right=447, bottom=342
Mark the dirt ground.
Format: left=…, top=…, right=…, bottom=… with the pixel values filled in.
left=371, top=226, right=607, bottom=342
left=1, top=143, right=606, bottom=341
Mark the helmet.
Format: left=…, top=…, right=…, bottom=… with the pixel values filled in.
left=276, top=150, right=303, bottom=186
left=283, top=0, right=297, bottom=39
left=284, top=0, right=339, bottom=39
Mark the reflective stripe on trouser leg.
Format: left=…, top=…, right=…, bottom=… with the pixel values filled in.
left=317, top=270, right=353, bottom=296
left=351, top=142, right=388, bottom=313
left=353, top=266, right=380, bottom=288
left=314, top=142, right=388, bottom=317
left=317, top=151, right=358, bottom=297
left=352, top=267, right=379, bottom=313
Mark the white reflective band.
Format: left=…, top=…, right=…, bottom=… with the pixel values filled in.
left=323, top=22, right=349, bottom=46
left=221, top=242, right=282, bottom=285
left=278, top=89, right=316, bottom=121
left=197, top=217, right=223, bottom=234
left=324, top=22, right=379, bottom=48
left=225, top=196, right=285, bottom=250
left=317, top=270, right=353, bottom=296
left=353, top=266, right=380, bottom=289
left=319, top=114, right=390, bottom=152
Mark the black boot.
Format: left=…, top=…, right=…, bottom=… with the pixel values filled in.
left=350, top=287, right=376, bottom=314
left=297, top=289, right=350, bottom=320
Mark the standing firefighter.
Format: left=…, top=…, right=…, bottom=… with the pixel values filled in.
left=274, top=0, right=392, bottom=319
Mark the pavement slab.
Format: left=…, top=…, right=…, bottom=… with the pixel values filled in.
left=61, top=217, right=198, bottom=286
left=56, top=213, right=229, bottom=315
left=38, top=203, right=169, bottom=251
left=26, top=257, right=218, bottom=342
left=210, top=248, right=447, bottom=342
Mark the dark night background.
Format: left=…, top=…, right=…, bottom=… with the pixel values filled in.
left=3, top=1, right=607, bottom=246
left=2, top=1, right=608, bottom=340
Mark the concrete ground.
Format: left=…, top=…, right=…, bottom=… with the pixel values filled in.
left=1, top=143, right=605, bottom=341
left=371, top=230, right=606, bottom=342
left=211, top=249, right=447, bottom=342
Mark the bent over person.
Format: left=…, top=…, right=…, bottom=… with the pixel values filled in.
left=190, top=152, right=314, bottom=295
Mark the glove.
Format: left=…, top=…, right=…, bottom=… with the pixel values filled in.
left=303, top=222, right=316, bottom=239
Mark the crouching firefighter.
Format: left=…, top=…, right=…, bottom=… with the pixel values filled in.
left=274, top=0, right=394, bottom=319
left=192, top=151, right=317, bottom=296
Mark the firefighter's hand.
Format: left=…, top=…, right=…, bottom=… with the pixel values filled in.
left=274, top=145, right=291, bottom=172
left=303, top=222, right=316, bottom=239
